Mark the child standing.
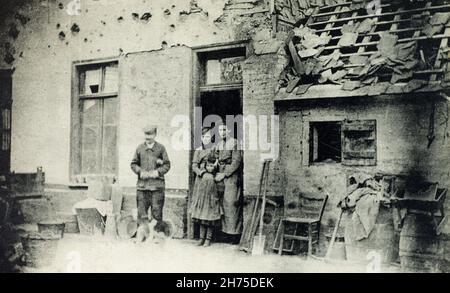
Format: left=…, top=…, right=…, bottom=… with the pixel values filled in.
left=191, top=152, right=223, bottom=247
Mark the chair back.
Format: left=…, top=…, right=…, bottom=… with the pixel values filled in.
left=297, top=192, right=328, bottom=221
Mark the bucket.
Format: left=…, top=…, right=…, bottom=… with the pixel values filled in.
left=117, top=215, right=137, bottom=239
left=37, top=221, right=65, bottom=238
left=345, top=206, right=396, bottom=264
left=76, top=208, right=105, bottom=235
left=54, top=213, right=79, bottom=234
left=21, top=231, right=61, bottom=267
left=399, top=213, right=444, bottom=272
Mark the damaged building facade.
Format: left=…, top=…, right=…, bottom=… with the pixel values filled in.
left=1, top=0, right=450, bottom=272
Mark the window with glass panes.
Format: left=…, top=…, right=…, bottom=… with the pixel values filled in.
left=72, top=61, right=118, bottom=181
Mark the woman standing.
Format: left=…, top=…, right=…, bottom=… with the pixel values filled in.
left=190, top=127, right=223, bottom=247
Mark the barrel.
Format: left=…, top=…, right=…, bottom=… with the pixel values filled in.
left=345, top=206, right=396, bottom=264
left=399, top=214, right=444, bottom=272
left=21, top=232, right=61, bottom=267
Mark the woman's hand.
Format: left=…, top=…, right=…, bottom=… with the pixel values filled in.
left=215, top=173, right=226, bottom=182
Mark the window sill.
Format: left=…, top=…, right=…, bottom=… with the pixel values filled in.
left=68, top=183, right=88, bottom=189
left=309, top=161, right=341, bottom=166
left=79, top=92, right=118, bottom=99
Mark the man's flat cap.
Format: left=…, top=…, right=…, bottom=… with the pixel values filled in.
left=143, top=125, right=157, bottom=134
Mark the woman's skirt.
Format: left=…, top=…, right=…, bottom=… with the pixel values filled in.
left=190, top=174, right=223, bottom=224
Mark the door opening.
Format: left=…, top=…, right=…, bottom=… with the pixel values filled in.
left=190, top=42, right=247, bottom=242
left=200, top=89, right=243, bottom=143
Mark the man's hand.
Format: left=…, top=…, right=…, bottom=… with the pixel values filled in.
left=149, top=170, right=160, bottom=178
left=140, top=171, right=159, bottom=179
left=140, top=171, right=150, bottom=180
left=215, top=173, right=226, bottom=182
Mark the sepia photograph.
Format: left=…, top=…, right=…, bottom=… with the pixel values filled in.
left=0, top=0, right=449, bottom=278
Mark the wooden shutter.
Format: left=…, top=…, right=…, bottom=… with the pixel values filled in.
left=342, top=119, right=376, bottom=166
left=0, top=71, right=12, bottom=175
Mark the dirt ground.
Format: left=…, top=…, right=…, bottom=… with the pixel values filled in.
left=21, top=232, right=401, bottom=273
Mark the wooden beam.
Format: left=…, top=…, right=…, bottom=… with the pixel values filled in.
left=312, top=4, right=391, bottom=19
left=315, top=17, right=445, bottom=34
left=329, top=27, right=424, bottom=41
left=309, top=4, right=450, bottom=27
left=199, top=83, right=243, bottom=92
left=275, top=82, right=443, bottom=101
left=315, top=1, right=352, bottom=12
left=322, top=34, right=450, bottom=52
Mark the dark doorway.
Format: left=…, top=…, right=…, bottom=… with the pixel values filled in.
left=198, top=89, right=243, bottom=244
left=0, top=71, right=12, bottom=176
left=200, top=89, right=242, bottom=142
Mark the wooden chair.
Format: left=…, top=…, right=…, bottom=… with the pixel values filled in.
left=274, top=193, right=328, bottom=256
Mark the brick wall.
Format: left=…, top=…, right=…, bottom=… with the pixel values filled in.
left=242, top=34, right=288, bottom=198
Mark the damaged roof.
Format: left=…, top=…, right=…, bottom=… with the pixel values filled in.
left=278, top=0, right=450, bottom=99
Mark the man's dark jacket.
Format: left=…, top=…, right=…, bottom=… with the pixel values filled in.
left=131, top=142, right=171, bottom=190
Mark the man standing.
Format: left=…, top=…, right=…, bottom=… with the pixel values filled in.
left=214, top=122, right=243, bottom=244
left=131, top=125, right=171, bottom=237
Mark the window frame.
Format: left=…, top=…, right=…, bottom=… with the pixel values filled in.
left=70, top=57, right=120, bottom=186
left=303, top=118, right=377, bottom=167
left=309, top=121, right=343, bottom=164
